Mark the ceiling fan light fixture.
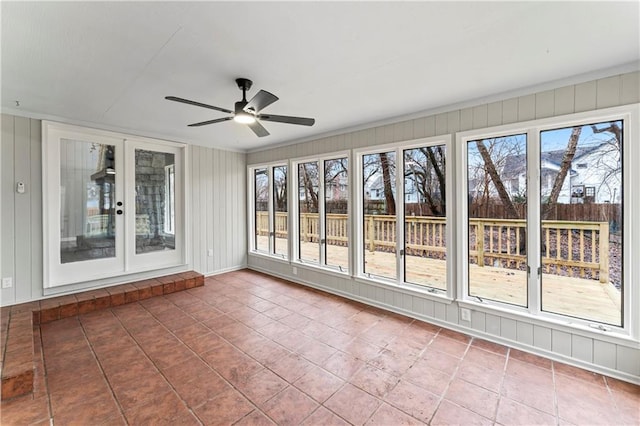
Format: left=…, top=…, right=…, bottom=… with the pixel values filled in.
left=234, top=111, right=256, bottom=124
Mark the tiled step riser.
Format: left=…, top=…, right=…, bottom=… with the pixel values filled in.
left=0, top=272, right=204, bottom=401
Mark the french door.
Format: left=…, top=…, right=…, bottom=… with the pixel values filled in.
left=43, top=122, right=185, bottom=288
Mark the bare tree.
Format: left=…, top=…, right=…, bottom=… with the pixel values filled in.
left=542, top=127, right=582, bottom=219
left=475, top=140, right=520, bottom=219
left=379, top=152, right=396, bottom=215
left=300, top=163, right=318, bottom=211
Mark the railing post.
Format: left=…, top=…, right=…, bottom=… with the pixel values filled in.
left=599, top=221, right=609, bottom=284
left=368, top=215, right=375, bottom=252
left=477, top=221, right=485, bottom=267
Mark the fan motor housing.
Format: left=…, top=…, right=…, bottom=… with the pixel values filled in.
left=235, top=78, right=253, bottom=92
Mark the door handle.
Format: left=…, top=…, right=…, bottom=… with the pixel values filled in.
left=117, top=209, right=123, bottom=215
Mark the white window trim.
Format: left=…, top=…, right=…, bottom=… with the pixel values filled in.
left=248, top=161, right=289, bottom=260
left=354, top=135, right=454, bottom=300
left=291, top=151, right=351, bottom=275
left=456, top=104, right=639, bottom=341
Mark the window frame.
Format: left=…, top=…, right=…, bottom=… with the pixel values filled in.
left=354, top=135, right=454, bottom=299
left=291, top=151, right=351, bottom=274
left=456, top=104, right=639, bottom=340
left=248, top=162, right=289, bottom=260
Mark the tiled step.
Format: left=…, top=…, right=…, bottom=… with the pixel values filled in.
left=0, top=271, right=204, bottom=400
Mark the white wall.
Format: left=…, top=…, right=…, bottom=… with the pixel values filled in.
left=247, top=71, right=640, bottom=384
left=0, top=114, right=247, bottom=305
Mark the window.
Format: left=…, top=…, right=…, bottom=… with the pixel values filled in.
left=357, top=136, right=452, bottom=293
left=293, top=155, right=349, bottom=271
left=250, top=164, right=288, bottom=259
left=466, top=134, right=528, bottom=307
left=458, top=105, right=638, bottom=334
left=540, top=120, right=623, bottom=326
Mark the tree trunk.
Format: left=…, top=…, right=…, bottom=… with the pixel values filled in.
left=301, top=164, right=318, bottom=211
left=424, top=146, right=446, bottom=215
left=542, top=126, right=582, bottom=219
left=379, top=152, right=396, bottom=215
left=475, top=140, right=520, bottom=219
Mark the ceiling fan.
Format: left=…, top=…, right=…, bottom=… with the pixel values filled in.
left=165, top=78, right=315, bottom=137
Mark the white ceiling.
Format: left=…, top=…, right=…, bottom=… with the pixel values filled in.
left=2, top=1, right=639, bottom=152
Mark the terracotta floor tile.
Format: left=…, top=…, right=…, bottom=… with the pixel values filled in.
left=301, top=406, right=350, bottom=426
left=384, top=379, right=440, bottom=423
left=471, top=338, right=509, bottom=355
left=325, top=383, right=382, bottom=425
left=5, top=269, right=635, bottom=426
left=297, top=339, right=338, bottom=365
left=555, top=374, right=619, bottom=425
left=0, top=395, right=50, bottom=425
left=554, top=361, right=606, bottom=387
left=349, top=363, right=399, bottom=398
left=294, top=365, right=345, bottom=403
left=403, top=357, right=453, bottom=395
left=236, top=368, right=289, bottom=406
left=268, top=352, right=314, bottom=383
left=431, top=400, right=493, bottom=426
left=110, top=372, right=173, bottom=410
left=444, top=377, right=499, bottom=420
left=496, top=397, right=557, bottom=425
left=420, top=347, right=462, bottom=375
left=464, top=345, right=507, bottom=371
left=234, top=410, right=278, bottom=426
left=509, top=348, right=553, bottom=369
left=262, top=385, right=319, bottom=425
left=50, top=375, right=112, bottom=412
left=501, top=375, right=556, bottom=415
left=124, top=389, right=190, bottom=425
left=368, top=347, right=417, bottom=377
left=53, top=393, right=121, bottom=425
left=455, top=359, right=504, bottom=393
left=193, top=388, right=254, bottom=426
left=428, top=334, right=470, bottom=358
left=322, top=350, right=365, bottom=379
left=366, top=403, right=424, bottom=425
left=172, top=370, right=231, bottom=408
left=342, top=337, right=383, bottom=361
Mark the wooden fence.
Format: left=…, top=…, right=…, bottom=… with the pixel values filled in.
left=255, top=212, right=610, bottom=283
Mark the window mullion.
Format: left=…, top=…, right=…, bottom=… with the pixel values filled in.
left=397, top=148, right=405, bottom=284
left=319, top=160, right=326, bottom=265
left=527, top=129, right=541, bottom=315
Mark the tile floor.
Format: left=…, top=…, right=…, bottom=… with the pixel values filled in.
left=1, top=269, right=638, bottom=425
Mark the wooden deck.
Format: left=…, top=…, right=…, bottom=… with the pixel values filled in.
left=256, top=237, right=621, bottom=325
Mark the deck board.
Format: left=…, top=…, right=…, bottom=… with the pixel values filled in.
left=256, top=237, right=621, bottom=325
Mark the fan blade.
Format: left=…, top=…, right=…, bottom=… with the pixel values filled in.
left=247, top=120, right=270, bottom=137
left=188, top=117, right=233, bottom=127
left=165, top=96, right=232, bottom=114
left=258, top=114, right=315, bottom=126
left=244, top=90, right=279, bottom=113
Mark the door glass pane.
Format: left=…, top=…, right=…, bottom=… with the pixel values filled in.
left=325, top=158, right=349, bottom=271
left=298, top=162, right=319, bottom=263
left=273, top=165, right=288, bottom=257
left=363, top=151, right=396, bottom=279
left=404, top=146, right=447, bottom=290
left=60, top=139, right=116, bottom=263
left=540, top=121, right=623, bottom=326
left=135, top=149, right=175, bottom=254
left=467, top=134, right=527, bottom=307
left=254, top=168, right=269, bottom=252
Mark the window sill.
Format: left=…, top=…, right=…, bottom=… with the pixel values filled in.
left=292, top=260, right=350, bottom=280
left=354, top=275, right=453, bottom=304
left=457, top=299, right=640, bottom=349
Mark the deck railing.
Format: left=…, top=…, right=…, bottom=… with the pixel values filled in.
left=255, top=212, right=610, bottom=283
